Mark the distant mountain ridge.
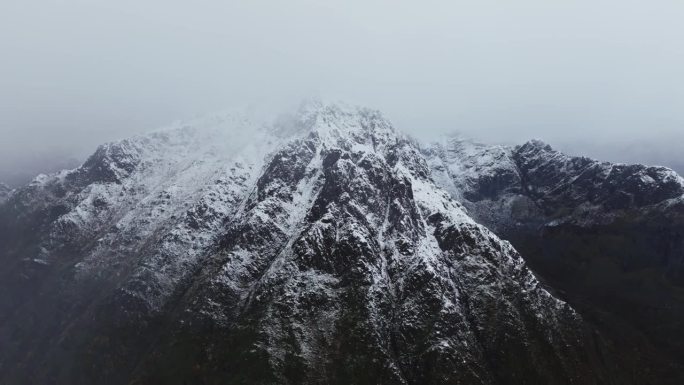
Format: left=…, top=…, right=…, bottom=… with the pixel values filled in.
left=425, top=136, right=684, bottom=231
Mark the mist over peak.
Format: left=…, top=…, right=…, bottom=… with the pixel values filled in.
left=2, top=1, right=683, bottom=184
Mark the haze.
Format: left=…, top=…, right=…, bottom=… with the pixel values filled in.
left=1, top=0, right=683, bottom=186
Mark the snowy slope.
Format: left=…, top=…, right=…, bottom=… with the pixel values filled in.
left=1, top=113, right=284, bottom=312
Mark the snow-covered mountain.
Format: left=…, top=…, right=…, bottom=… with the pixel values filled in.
left=425, top=135, right=684, bottom=379
left=0, top=102, right=679, bottom=384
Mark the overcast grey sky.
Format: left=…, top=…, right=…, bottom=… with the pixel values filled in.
left=1, top=0, right=683, bottom=183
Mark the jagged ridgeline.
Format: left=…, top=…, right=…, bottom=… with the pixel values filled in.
left=0, top=102, right=682, bottom=384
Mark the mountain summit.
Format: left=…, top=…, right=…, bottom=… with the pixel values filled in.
left=0, top=102, right=679, bottom=384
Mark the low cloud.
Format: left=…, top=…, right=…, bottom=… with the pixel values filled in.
left=2, top=1, right=683, bottom=183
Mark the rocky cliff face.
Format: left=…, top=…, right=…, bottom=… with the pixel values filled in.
left=425, top=135, right=684, bottom=380
left=0, top=104, right=632, bottom=384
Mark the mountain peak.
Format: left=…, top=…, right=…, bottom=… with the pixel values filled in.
left=520, top=138, right=554, bottom=152
left=272, top=99, right=400, bottom=152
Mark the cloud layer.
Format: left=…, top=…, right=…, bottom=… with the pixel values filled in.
left=1, top=0, right=683, bottom=182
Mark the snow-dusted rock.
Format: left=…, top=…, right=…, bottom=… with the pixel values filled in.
left=425, top=136, right=684, bottom=230
left=0, top=182, right=11, bottom=204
